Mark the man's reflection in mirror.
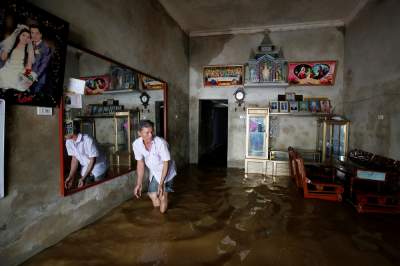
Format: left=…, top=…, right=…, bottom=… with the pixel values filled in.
left=64, top=120, right=108, bottom=190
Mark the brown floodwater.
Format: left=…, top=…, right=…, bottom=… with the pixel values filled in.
left=24, top=166, right=400, bottom=266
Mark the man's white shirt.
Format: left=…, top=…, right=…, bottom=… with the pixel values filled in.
left=66, top=134, right=107, bottom=177
left=132, top=136, right=176, bottom=183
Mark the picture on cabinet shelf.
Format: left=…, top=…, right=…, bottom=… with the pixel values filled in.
left=0, top=0, right=69, bottom=106
left=299, top=101, right=309, bottom=112
left=309, top=100, right=321, bottom=113
left=320, top=100, right=331, bottom=113
left=289, top=101, right=298, bottom=112
left=288, top=61, right=337, bottom=86
left=279, top=101, right=288, bottom=112
left=80, top=75, right=110, bottom=95
left=270, top=101, right=279, bottom=112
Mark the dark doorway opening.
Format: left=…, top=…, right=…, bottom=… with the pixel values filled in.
left=155, top=101, right=164, bottom=138
left=198, top=100, right=228, bottom=168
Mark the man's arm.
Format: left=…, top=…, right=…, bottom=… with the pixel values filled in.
left=134, top=160, right=145, bottom=198
left=78, top=157, right=96, bottom=188
left=65, top=156, right=79, bottom=189
left=158, top=161, right=169, bottom=196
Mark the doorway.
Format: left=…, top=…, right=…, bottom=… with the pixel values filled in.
left=155, top=101, right=164, bottom=138
left=198, top=100, right=228, bottom=168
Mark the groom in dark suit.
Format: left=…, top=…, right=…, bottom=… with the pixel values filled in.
left=30, top=24, right=52, bottom=94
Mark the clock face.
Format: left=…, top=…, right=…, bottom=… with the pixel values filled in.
left=236, top=91, right=244, bottom=100
left=140, top=93, right=150, bottom=104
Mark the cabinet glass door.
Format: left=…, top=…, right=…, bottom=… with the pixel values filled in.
left=332, top=124, right=340, bottom=157
left=248, top=116, right=267, bottom=157
left=339, top=125, right=346, bottom=157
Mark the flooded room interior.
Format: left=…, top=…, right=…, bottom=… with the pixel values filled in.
left=1, top=0, right=400, bottom=265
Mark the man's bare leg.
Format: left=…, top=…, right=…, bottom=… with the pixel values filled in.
left=148, top=192, right=160, bottom=207
left=159, top=192, right=168, bottom=213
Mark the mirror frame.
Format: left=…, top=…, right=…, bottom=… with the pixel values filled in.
left=58, top=42, right=168, bottom=196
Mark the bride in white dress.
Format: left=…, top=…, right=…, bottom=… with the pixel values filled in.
left=0, top=24, right=36, bottom=92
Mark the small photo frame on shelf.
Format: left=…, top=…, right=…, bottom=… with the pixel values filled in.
left=285, top=92, right=296, bottom=101
left=270, top=101, right=279, bottom=112
left=289, top=101, right=298, bottom=112
left=320, top=100, right=331, bottom=113
left=279, top=101, right=289, bottom=112
left=309, top=99, right=321, bottom=113
left=299, top=101, right=309, bottom=112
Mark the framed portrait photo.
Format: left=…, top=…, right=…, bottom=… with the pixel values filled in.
left=299, top=101, right=309, bottom=112
left=270, top=101, right=279, bottom=113
left=289, top=101, right=298, bottom=112
left=279, top=101, right=288, bottom=113
left=320, top=100, right=331, bottom=113
left=0, top=0, right=69, bottom=106
left=309, top=99, right=321, bottom=113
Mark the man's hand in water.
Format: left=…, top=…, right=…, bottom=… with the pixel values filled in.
left=134, top=184, right=142, bottom=198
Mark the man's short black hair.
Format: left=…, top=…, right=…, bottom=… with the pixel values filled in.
left=30, top=23, right=43, bottom=34
left=139, top=120, right=154, bottom=131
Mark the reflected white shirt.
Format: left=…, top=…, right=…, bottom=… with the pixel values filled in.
left=132, top=136, right=176, bottom=183
left=66, top=134, right=107, bottom=177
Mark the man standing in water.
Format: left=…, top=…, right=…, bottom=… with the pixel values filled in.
left=133, top=120, right=176, bottom=213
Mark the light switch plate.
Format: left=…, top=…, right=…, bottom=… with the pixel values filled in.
left=37, top=107, right=53, bottom=116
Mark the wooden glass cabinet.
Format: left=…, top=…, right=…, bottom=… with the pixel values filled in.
left=317, top=118, right=350, bottom=162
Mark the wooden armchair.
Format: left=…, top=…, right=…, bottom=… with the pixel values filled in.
left=288, top=148, right=302, bottom=188
left=295, top=157, right=344, bottom=202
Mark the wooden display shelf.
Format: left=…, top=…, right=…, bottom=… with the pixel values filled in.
left=102, top=89, right=137, bottom=94
left=269, top=112, right=331, bottom=117
left=244, top=82, right=289, bottom=88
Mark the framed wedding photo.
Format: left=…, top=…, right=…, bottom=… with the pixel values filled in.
left=0, top=0, right=69, bottom=106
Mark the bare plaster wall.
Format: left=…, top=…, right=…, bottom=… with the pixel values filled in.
left=343, top=0, right=400, bottom=159
left=0, top=1, right=189, bottom=265
left=189, top=28, right=344, bottom=167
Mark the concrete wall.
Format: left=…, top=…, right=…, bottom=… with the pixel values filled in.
left=189, top=28, right=344, bottom=167
left=0, top=1, right=189, bottom=265
left=343, top=0, right=400, bottom=159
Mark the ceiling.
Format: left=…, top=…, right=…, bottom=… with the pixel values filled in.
left=159, top=0, right=368, bottom=36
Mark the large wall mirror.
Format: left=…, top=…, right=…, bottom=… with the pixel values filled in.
left=59, top=43, right=167, bottom=196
